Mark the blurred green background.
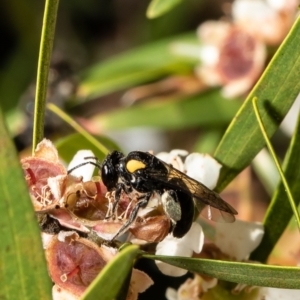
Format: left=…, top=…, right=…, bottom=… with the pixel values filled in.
left=1, top=0, right=231, bottom=154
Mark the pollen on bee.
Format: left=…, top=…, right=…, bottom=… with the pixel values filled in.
left=126, top=159, right=146, bottom=173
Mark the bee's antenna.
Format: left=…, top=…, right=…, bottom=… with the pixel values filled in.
left=67, top=156, right=102, bottom=175
left=84, top=156, right=102, bottom=168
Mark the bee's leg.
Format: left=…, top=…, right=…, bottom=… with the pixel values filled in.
left=161, top=190, right=182, bottom=224
left=110, top=192, right=151, bottom=240
left=105, top=183, right=132, bottom=219
left=113, top=183, right=132, bottom=213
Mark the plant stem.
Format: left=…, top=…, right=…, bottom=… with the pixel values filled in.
left=47, top=103, right=110, bottom=155
left=32, top=0, right=59, bottom=154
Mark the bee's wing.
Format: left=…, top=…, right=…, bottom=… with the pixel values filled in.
left=196, top=201, right=236, bottom=223
left=145, top=162, right=237, bottom=222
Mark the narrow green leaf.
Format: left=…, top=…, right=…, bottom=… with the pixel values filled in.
left=47, top=103, right=110, bottom=156
left=252, top=97, right=300, bottom=228
left=89, top=90, right=241, bottom=131
left=147, top=0, right=183, bottom=19
left=75, top=34, right=198, bottom=103
left=55, top=132, right=121, bottom=164
left=33, top=0, right=59, bottom=152
left=81, top=245, right=139, bottom=300
left=251, top=113, right=300, bottom=262
left=146, top=255, right=300, bottom=289
left=0, top=108, right=52, bottom=299
left=214, top=16, right=300, bottom=191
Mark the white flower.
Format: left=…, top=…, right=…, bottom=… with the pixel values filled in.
left=52, top=284, right=80, bottom=300
left=235, top=284, right=300, bottom=300
left=49, top=149, right=101, bottom=233
left=170, top=0, right=297, bottom=100
left=232, top=0, right=298, bottom=45
left=215, top=219, right=264, bottom=261
left=166, top=275, right=218, bottom=300
left=155, top=222, right=204, bottom=276
left=156, top=149, right=188, bottom=171
left=165, top=220, right=265, bottom=299
left=260, top=287, right=300, bottom=300
left=185, top=153, right=221, bottom=189
left=127, top=269, right=154, bottom=300
left=165, top=287, right=179, bottom=300
left=196, top=21, right=266, bottom=98
left=157, top=150, right=222, bottom=189
left=67, top=150, right=95, bottom=181
left=41, top=232, right=55, bottom=249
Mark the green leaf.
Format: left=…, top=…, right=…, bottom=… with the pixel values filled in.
left=251, top=113, right=300, bottom=262
left=89, top=90, right=241, bottom=131
left=48, top=103, right=111, bottom=156
left=55, top=133, right=121, bottom=163
left=0, top=108, right=52, bottom=299
left=251, top=97, right=300, bottom=245
left=75, top=34, right=198, bottom=103
left=32, top=0, right=59, bottom=152
left=214, top=16, right=300, bottom=191
left=81, top=245, right=139, bottom=300
left=146, top=255, right=300, bottom=289
left=147, top=0, right=183, bottom=19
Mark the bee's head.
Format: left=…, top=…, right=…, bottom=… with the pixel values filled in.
left=101, top=151, right=124, bottom=190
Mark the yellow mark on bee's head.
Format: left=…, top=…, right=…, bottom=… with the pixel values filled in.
left=126, top=159, right=146, bottom=173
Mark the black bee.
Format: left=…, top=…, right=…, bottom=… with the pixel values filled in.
left=98, top=150, right=237, bottom=239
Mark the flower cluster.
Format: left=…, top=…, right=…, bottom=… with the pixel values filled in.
left=22, top=139, right=155, bottom=299
left=26, top=139, right=297, bottom=300
left=165, top=218, right=300, bottom=300
left=22, top=139, right=233, bottom=298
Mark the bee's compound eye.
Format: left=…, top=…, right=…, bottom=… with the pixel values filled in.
left=101, top=164, right=118, bottom=190
left=126, top=159, right=146, bottom=174
left=102, top=165, right=108, bottom=176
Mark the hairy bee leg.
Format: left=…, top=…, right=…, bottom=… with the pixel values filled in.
left=104, top=191, right=115, bottom=218
left=104, top=184, right=124, bottom=219
left=110, top=192, right=151, bottom=240
left=110, top=198, right=148, bottom=240
left=117, top=198, right=135, bottom=220
left=105, top=183, right=132, bottom=219
left=123, top=198, right=135, bottom=219
left=161, top=190, right=182, bottom=223
left=112, top=183, right=126, bottom=213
